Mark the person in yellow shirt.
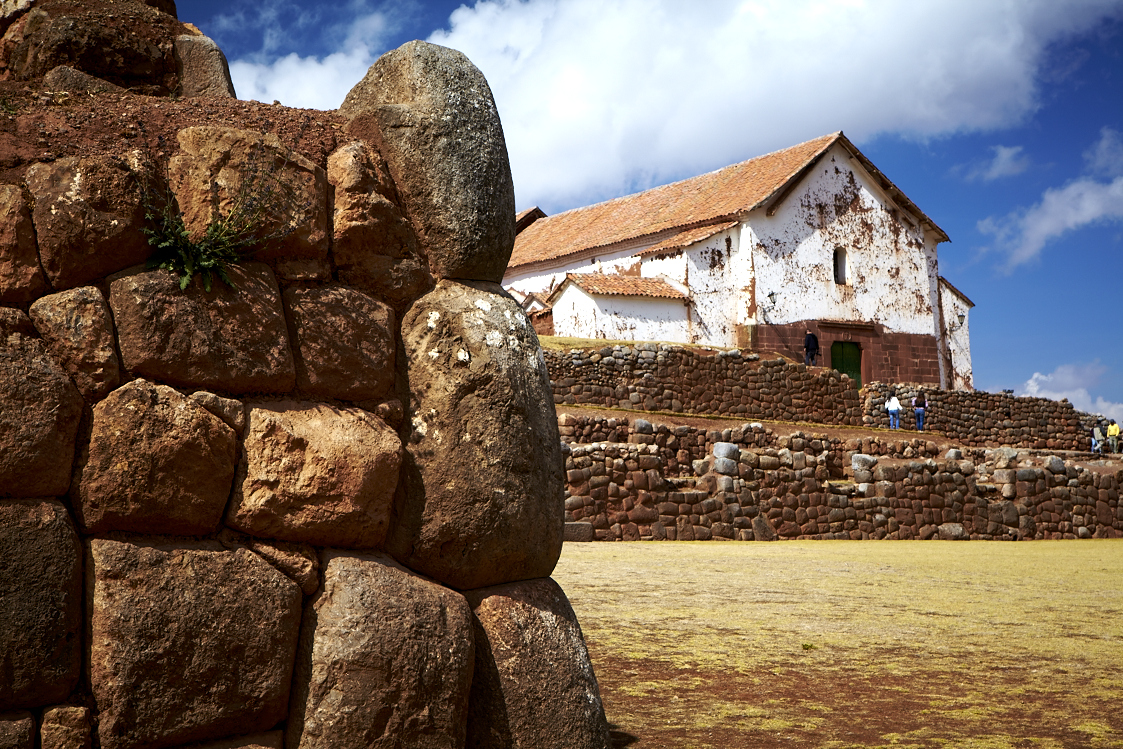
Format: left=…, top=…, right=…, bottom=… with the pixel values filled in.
left=1108, top=420, right=1120, bottom=454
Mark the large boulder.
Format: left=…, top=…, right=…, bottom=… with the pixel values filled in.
left=389, top=280, right=564, bottom=590
left=464, top=578, right=610, bottom=749
left=24, top=155, right=151, bottom=290
left=29, top=286, right=122, bottom=401
left=0, top=500, right=82, bottom=711
left=4, top=1, right=181, bottom=94
left=108, top=263, right=296, bottom=394
left=327, top=141, right=432, bottom=306
left=340, top=41, right=516, bottom=282
left=282, top=285, right=396, bottom=402
left=287, top=551, right=475, bottom=749
left=0, top=184, right=47, bottom=306
left=0, top=310, right=83, bottom=498
left=173, top=34, right=235, bottom=98
left=71, top=379, right=237, bottom=535
left=168, top=127, right=329, bottom=274
left=225, top=401, right=401, bottom=549
left=88, top=539, right=302, bottom=749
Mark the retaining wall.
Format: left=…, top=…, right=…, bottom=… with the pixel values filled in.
left=544, top=345, right=1093, bottom=451
left=563, top=424, right=1122, bottom=542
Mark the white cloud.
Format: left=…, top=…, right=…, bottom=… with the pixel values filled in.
left=423, top=0, right=1123, bottom=211
left=963, top=145, right=1031, bottom=182
left=1084, top=126, right=1123, bottom=178
left=214, top=0, right=1123, bottom=210
left=976, top=171, right=1123, bottom=271
left=218, top=1, right=401, bottom=109
left=1018, top=362, right=1123, bottom=422
left=231, top=48, right=380, bottom=109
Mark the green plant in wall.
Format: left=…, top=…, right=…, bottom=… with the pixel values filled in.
left=141, top=140, right=305, bottom=291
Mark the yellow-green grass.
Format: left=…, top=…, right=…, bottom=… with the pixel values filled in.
left=539, top=336, right=743, bottom=353
left=553, top=540, right=1123, bottom=748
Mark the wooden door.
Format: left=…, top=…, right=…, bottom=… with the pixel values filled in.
left=830, top=341, right=862, bottom=387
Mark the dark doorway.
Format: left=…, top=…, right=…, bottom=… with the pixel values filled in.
left=831, top=341, right=862, bottom=387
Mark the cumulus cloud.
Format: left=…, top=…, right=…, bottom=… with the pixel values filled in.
left=977, top=129, right=1123, bottom=271
left=962, top=145, right=1031, bottom=182
left=231, top=49, right=380, bottom=109
left=1018, top=362, right=1123, bottom=422
left=1084, top=126, right=1123, bottom=177
left=211, top=0, right=1123, bottom=209
left=211, top=1, right=404, bottom=109
left=426, top=0, right=1123, bottom=211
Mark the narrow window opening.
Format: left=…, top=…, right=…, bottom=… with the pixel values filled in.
left=833, top=248, right=847, bottom=285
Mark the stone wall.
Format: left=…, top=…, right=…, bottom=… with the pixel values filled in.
left=862, top=383, right=1091, bottom=452
left=544, top=345, right=1094, bottom=452
left=564, top=432, right=1122, bottom=542
left=546, top=345, right=863, bottom=424
left=1, top=20, right=609, bottom=749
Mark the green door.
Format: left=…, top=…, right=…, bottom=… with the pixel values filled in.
left=831, top=342, right=862, bottom=387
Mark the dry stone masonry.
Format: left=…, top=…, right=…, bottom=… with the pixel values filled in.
left=0, top=5, right=608, bottom=747
left=561, top=415, right=1121, bottom=542
left=545, top=345, right=1093, bottom=452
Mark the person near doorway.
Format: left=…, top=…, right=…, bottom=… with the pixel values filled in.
left=912, top=390, right=927, bottom=431
left=886, top=391, right=901, bottom=430
left=803, top=329, right=819, bottom=366
left=1092, top=424, right=1104, bottom=455
left=1108, top=420, right=1120, bottom=453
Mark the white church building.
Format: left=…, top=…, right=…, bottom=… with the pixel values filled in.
left=504, top=132, right=974, bottom=390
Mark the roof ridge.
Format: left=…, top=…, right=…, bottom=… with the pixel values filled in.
left=526, top=131, right=842, bottom=223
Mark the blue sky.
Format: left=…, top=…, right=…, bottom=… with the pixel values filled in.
left=180, top=0, right=1123, bottom=419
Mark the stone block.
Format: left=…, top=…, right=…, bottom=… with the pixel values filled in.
left=390, top=280, right=562, bottom=590
left=29, top=287, right=122, bottom=401
left=287, top=551, right=474, bottom=749
left=0, top=313, right=83, bottom=497
left=109, top=263, right=296, bottom=394
left=40, top=705, right=90, bottom=749
left=88, top=539, right=302, bottom=749
left=168, top=128, right=328, bottom=267
left=173, top=35, right=235, bottom=98
left=0, top=501, right=81, bottom=710
left=283, top=285, right=395, bottom=401
left=464, top=578, right=609, bottom=749
left=72, top=379, right=237, bottom=535
left=25, top=156, right=149, bottom=289
left=564, top=522, right=595, bottom=542
left=226, top=401, right=401, bottom=549
left=0, top=185, right=47, bottom=305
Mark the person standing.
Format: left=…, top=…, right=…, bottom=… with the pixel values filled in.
left=803, top=329, right=819, bottom=366
left=912, top=390, right=927, bottom=431
left=886, top=391, right=901, bottom=430
left=1108, top=420, right=1120, bottom=453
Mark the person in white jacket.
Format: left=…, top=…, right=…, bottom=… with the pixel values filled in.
left=886, top=391, right=901, bottom=430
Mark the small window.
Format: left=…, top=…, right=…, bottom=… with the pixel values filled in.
left=833, top=248, right=847, bottom=285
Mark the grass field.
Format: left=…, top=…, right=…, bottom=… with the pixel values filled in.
left=553, top=541, right=1123, bottom=749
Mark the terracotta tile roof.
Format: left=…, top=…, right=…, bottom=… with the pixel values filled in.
left=550, top=273, right=685, bottom=304
left=509, top=132, right=842, bottom=271
left=508, top=131, right=949, bottom=273
left=637, top=221, right=740, bottom=257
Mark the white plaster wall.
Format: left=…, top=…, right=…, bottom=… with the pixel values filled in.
left=939, top=282, right=974, bottom=390
left=504, top=244, right=649, bottom=299
left=550, top=284, right=691, bottom=341
left=639, top=228, right=741, bottom=346
left=744, top=142, right=938, bottom=336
